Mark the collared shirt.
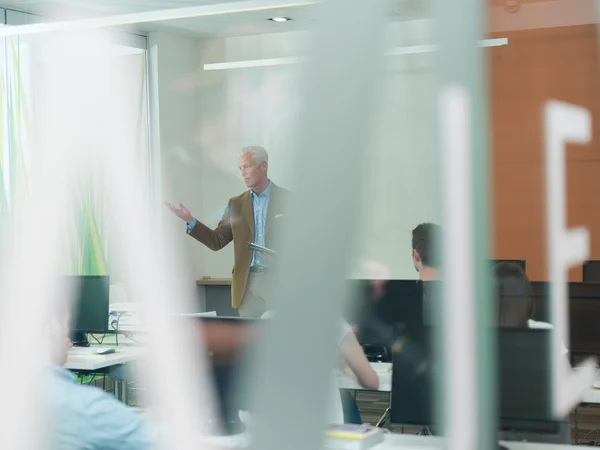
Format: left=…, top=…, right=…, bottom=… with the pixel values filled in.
left=47, top=365, right=154, bottom=450
left=250, top=181, right=271, bottom=267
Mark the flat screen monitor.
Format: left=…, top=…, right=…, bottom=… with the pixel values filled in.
left=583, top=261, right=600, bottom=283
left=347, top=279, right=440, bottom=346
left=529, top=282, right=600, bottom=356
left=67, top=275, right=110, bottom=334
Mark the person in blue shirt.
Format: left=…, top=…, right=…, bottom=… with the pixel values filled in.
left=45, top=307, right=155, bottom=450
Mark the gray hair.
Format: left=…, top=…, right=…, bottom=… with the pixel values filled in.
left=241, top=146, right=269, bottom=164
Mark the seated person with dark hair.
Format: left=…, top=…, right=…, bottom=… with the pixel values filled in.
left=411, top=222, right=442, bottom=282
left=494, top=262, right=568, bottom=356
left=495, top=262, right=536, bottom=328
left=412, top=223, right=442, bottom=326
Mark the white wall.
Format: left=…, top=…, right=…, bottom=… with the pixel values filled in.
left=182, top=20, right=440, bottom=280
left=149, top=31, right=205, bottom=277
left=154, top=21, right=440, bottom=280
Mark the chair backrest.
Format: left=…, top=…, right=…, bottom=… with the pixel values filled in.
left=583, top=260, right=600, bottom=283
left=491, top=259, right=527, bottom=272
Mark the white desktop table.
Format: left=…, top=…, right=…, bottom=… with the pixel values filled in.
left=65, top=346, right=144, bottom=403
left=65, top=346, right=144, bottom=371
left=198, top=431, right=577, bottom=450
left=369, top=433, right=577, bottom=450
left=337, top=362, right=392, bottom=392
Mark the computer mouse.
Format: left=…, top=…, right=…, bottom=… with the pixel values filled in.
left=96, top=348, right=116, bottom=355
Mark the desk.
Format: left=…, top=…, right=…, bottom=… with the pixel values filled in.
left=197, top=278, right=232, bottom=286
left=370, top=433, right=576, bottom=449
left=65, top=346, right=143, bottom=371
left=337, top=362, right=392, bottom=392
left=581, top=386, right=600, bottom=404
left=66, top=346, right=144, bottom=403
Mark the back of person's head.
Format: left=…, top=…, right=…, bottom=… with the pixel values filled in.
left=412, top=223, right=441, bottom=270
left=495, top=262, right=534, bottom=328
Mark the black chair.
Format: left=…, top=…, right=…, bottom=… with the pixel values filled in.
left=491, top=259, right=526, bottom=272
left=583, top=261, right=600, bottom=283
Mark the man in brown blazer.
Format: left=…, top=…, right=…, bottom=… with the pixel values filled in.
left=167, top=146, right=288, bottom=317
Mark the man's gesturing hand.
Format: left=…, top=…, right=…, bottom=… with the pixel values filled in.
left=165, top=202, right=193, bottom=223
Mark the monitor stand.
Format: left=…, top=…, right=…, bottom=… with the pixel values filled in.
left=70, top=331, right=89, bottom=347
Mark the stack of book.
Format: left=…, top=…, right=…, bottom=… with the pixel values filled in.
left=324, top=424, right=384, bottom=450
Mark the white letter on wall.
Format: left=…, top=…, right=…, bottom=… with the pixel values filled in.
left=545, top=100, right=596, bottom=417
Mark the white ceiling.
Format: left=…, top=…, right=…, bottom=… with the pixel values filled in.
left=147, top=5, right=317, bottom=39
left=0, top=0, right=237, bottom=16
left=149, top=1, right=433, bottom=39
left=0, top=0, right=587, bottom=40
left=0, top=0, right=433, bottom=39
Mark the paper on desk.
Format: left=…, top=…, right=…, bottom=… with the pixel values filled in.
left=371, top=363, right=392, bottom=373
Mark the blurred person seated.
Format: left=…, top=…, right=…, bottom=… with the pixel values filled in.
left=495, top=262, right=569, bottom=357
left=262, top=311, right=378, bottom=423
left=355, top=223, right=443, bottom=342
left=45, top=302, right=156, bottom=450
left=495, top=261, right=536, bottom=329
left=337, top=319, right=380, bottom=424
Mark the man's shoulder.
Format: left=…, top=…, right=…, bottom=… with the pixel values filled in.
left=270, top=183, right=290, bottom=199
left=229, top=190, right=251, bottom=204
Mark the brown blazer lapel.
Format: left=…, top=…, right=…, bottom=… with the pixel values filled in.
left=240, top=191, right=254, bottom=237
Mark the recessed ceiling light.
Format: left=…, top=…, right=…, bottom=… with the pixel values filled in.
left=269, top=17, right=291, bottom=23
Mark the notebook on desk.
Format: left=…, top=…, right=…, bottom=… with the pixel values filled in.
left=324, top=424, right=384, bottom=450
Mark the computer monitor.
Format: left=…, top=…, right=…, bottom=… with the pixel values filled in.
left=528, top=282, right=600, bottom=357
left=565, top=283, right=600, bottom=357
left=390, top=329, right=569, bottom=444
left=67, top=275, right=110, bottom=345
left=347, top=280, right=425, bottom=346
left=583, top=261, right=600, bottom=283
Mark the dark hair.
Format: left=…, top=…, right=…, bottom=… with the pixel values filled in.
left=495, top=262, right=535, bottom=328
left=411, top=223, right=441, bottom=269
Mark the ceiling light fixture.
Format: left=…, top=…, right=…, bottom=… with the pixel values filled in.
left=204, top=37, right=509, bottom=71
left=269, top=17, right=291, bottom=22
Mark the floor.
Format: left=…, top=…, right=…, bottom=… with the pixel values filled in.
left=355, top=391, right=421, bottom=434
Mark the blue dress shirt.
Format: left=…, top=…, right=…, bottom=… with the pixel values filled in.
left=250, top=181, right=271, bottom=267
left=47, top=365, right=154, bottom=450
left=186, top=181, right=271, bottom=268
